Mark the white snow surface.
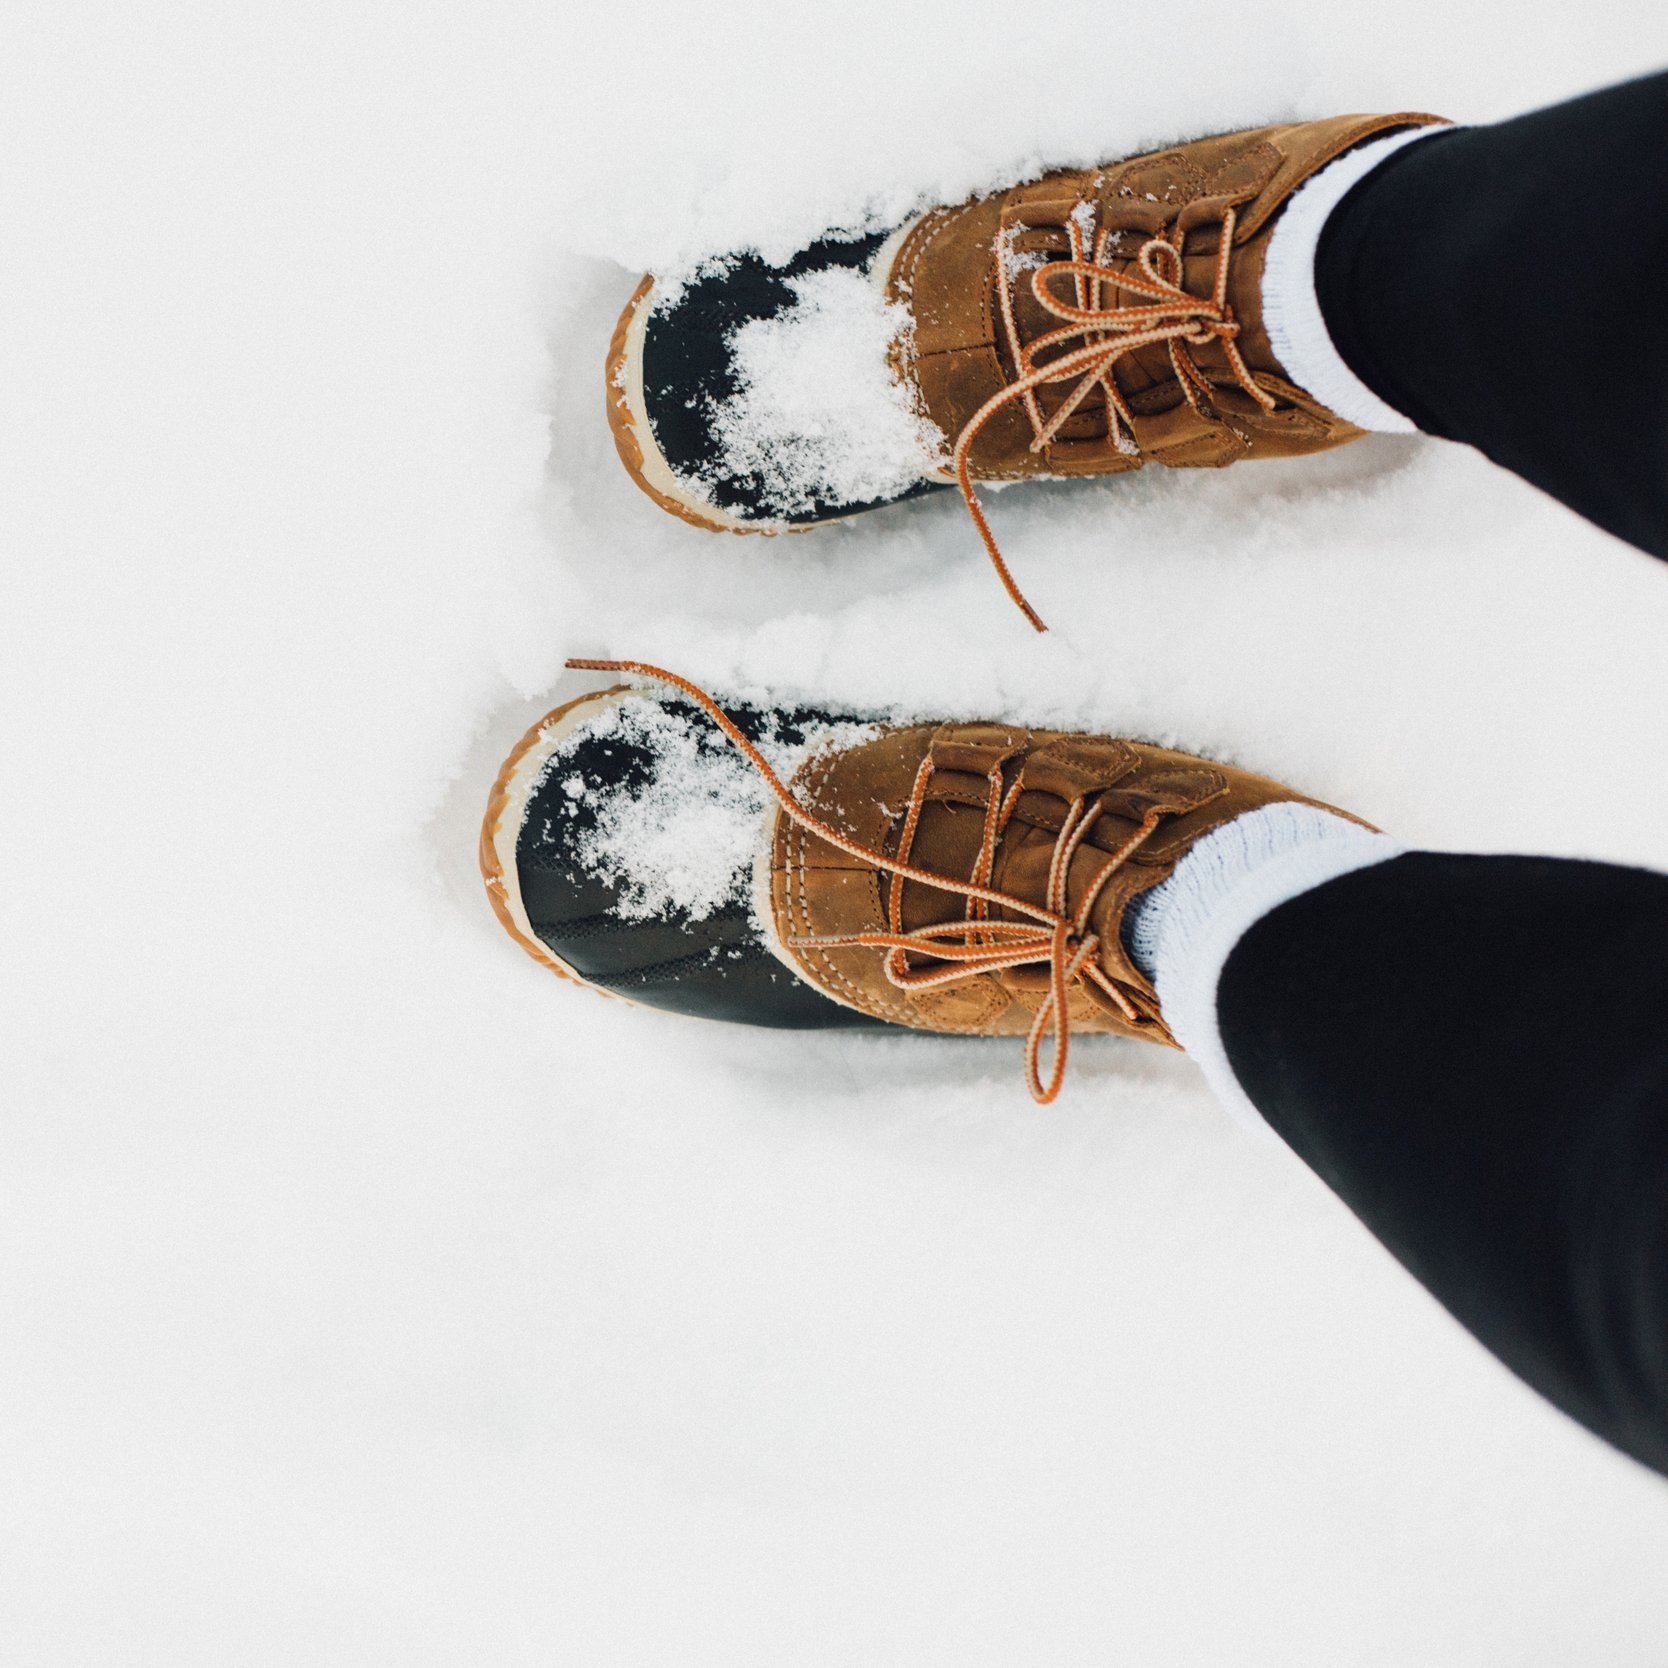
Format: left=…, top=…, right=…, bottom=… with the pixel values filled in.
left=696, top=265, right=948, bottom=516
left=7, top=3, right=1668, bottom=1663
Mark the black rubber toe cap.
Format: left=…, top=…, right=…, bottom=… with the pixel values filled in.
left=642, top=231, right=948, bottom=526
left=515, top=698, right=884, bottom=1030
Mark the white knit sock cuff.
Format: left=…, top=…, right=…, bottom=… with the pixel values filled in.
left=1139, top=805, right=1401, bottom=1137
left=1261, top=125, right=1448, bottom=434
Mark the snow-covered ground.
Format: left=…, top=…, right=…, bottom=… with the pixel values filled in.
left=8, top=2, right=1668, bottom=1661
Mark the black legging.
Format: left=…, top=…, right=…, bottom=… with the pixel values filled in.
left=1215, top=74, right=1668, bottom=1480
left=1316, top=69, right=1668, bottom=562
left=1220, top=855, right=1668, bottom=1479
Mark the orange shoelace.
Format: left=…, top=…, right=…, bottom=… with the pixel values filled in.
left=953, top=203, right=1277, bottom=633
left=570, top=658, right=1169, bottom=1102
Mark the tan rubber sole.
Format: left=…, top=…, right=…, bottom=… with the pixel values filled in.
left=479, top=685, right=637, bottom=996
left=606, top=276, right=782, bottom=535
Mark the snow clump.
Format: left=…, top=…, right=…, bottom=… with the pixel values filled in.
left=698, top=264, right=949, bottom=516
left=539, top=694, right=881, bottom=924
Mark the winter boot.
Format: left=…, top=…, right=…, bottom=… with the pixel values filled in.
left=481, top=661, right=1358, bottom=1100
left=606, top=113, right=1445, bottom=627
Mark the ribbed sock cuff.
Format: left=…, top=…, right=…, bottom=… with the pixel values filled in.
left=1125, top=804, right=1401, bottom=1135
left=1262, top=126, right=1448, bottom=434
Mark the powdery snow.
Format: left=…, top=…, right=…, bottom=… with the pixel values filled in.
left=693, top=264, right=948, bottom=516
left=9, top=1, right=1668, bottom=1663
left=542, top=695, right=878, bottom=922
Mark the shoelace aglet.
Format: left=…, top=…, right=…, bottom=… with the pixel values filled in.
left=953, top=453, right=1049, bottom=632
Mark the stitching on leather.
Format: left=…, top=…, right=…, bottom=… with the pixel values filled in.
left=786, top=751, right=916, bottom=1024
left=1031, top=738, right=1138, bottom=781
left=912, top=978, right=1011, bottom=1033
left=898, top=207, right=955, bottom=300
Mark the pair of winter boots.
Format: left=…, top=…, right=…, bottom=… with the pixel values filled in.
left=483, top=113, right=1436, bottom=1099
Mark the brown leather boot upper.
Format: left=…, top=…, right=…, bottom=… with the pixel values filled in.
left=761, top=706, right=1356, bottom=1100
left=890, top=113, right=1444, bottom=487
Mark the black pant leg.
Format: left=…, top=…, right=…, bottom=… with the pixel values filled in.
left=1218, top=852, right=1668, bottom=1478
left=1313, top=72, right=1668, bottom=561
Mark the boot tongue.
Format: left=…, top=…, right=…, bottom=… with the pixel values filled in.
left=1005, top=247, right=1175, bottom=422
left=987, top=822, right=1147, bottom=951
left=896, top=735, right=1227, bottom=999
left=989, top=742, right=1235, bottom=991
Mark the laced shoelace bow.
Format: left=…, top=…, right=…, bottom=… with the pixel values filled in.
left=569, top=659, right=1170, bottom=1103
left=953, top=202, right=1278, bottom=633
